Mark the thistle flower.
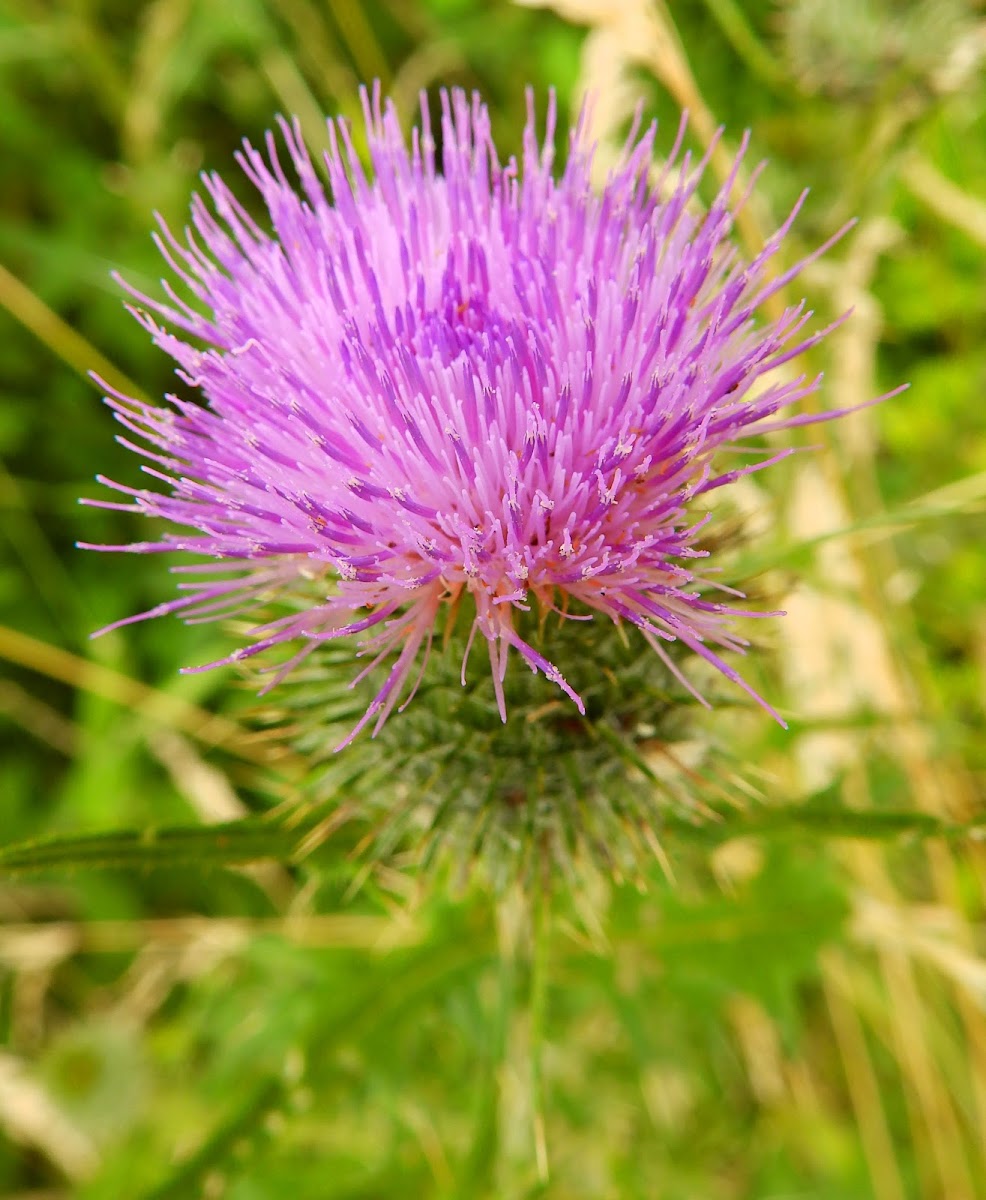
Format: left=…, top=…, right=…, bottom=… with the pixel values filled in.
left=84, top=86, right=855, bottom=752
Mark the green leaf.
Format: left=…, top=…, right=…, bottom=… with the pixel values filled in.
left=0, top=812, right=337, bottom=877
left=0, top=798, right=980, bottom=880
left=646, top=844, right=850, bottom=1034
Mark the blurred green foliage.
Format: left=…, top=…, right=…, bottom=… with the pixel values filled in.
left=1, top=1, right=985, bottom=1197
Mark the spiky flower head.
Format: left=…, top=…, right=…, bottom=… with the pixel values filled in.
left=85, top=86, right=848, bottom=763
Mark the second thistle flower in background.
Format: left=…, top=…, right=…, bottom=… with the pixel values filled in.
left=84, top=86, right=866, bottom=879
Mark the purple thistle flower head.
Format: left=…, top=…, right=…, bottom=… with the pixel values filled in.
left=84, top=85, right=857, bottom=748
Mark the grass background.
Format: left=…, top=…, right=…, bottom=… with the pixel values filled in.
left=1, top=0, right=985, bottom=1196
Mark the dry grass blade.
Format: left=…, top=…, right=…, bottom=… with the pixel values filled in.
left=901, top=153, right=986, bottom=247
left=0, top=915, right=420, bottom=962
left=0, top=261, right=146, bottom=403
left=0, top=1054, right=100, bottom=1182
left=821, top=950, right=908, bottom=1200
left=0, top=624, right=299, bottom=773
